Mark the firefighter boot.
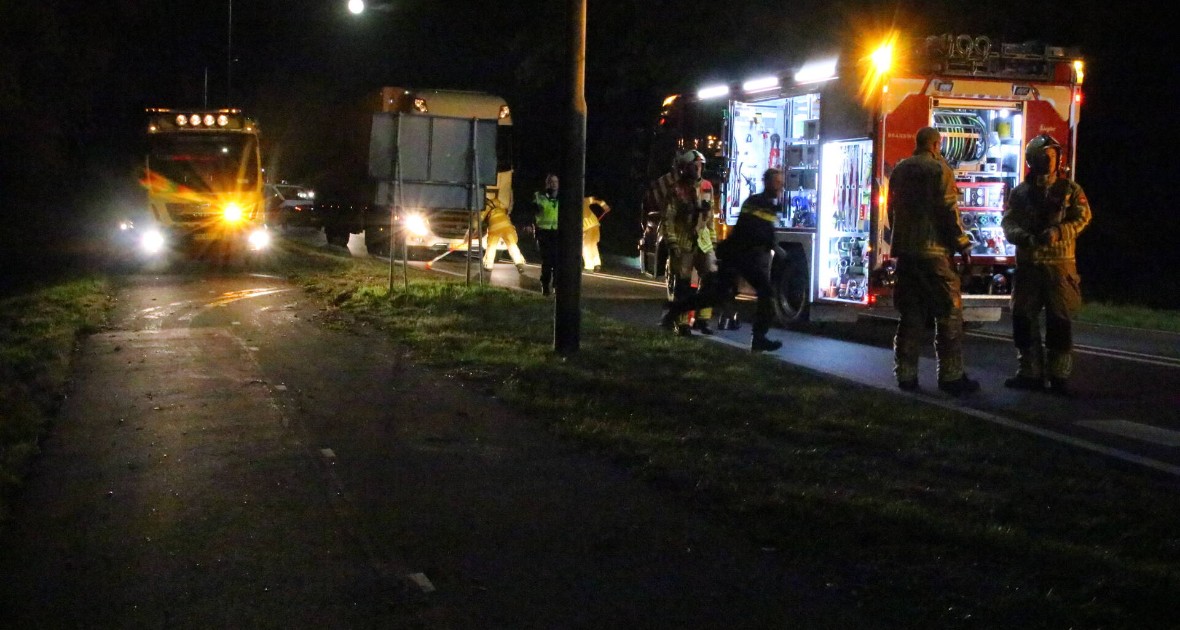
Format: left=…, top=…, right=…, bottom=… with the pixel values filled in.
left=938, top=374, right=981, bottom=396
left=751, top=335, right=782, bottom=353
left=1005, top=346, right=1046, bottom=390
left=692, top=318, right=715, bottom=335
left=1006, top=314, right=1045, bottom=390
left=1046, top=351, right=1074, bottom=397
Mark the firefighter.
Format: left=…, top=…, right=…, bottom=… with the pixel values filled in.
left=660, top=150, right=718, bottom=336
left=582, top=196, right=610, bottom=272
left=709, top=168, right=784, bottom=352
left=481, top=196, right=527, bottom=274
left=888, top=127, right=979, bottom=395
left=531, top=173, right=561, bottom=295
left=1000, top=134, right=1091, bottom=395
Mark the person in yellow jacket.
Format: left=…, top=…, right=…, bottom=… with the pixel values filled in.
left=582, top=196, right=610, bottom=272
left=481, top=197, right=527, bottom=273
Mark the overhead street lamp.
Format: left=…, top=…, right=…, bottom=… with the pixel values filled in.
left=347, top=0, right=394, bottom=14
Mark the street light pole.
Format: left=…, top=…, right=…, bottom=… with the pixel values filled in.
left=554, top=0, right=586, bottom=355
left=227, top=0, right=233, bottom=105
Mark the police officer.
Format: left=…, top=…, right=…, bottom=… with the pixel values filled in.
left=531, top=174, right=560, bottom=295
left=660, top=150, right=718, bottom=336
left=888, top=127, right=978, bottom=395
left=1001, top=134, right=1091, bottom=395
left=711, top=168, right=785, bottom=352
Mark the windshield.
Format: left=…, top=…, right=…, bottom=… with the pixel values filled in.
left=147, top=133, right=260, bottom=193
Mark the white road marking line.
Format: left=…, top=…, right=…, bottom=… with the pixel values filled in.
left=1075, top=420, right=1180, bottom=447
left=320, top=448, right=336, bottom=459
left=968, top=330, right=1180, bottom=369
left=704, top=334, right=1180, bottom=477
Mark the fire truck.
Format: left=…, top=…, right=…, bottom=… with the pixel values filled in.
left=139, top=108, right=270, bottom=256
left=641, top=33, right=1084, bottom=322
left=362, top=87, right=514, bottom=257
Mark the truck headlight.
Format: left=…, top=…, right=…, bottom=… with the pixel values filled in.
left=223, top=202, right=244, bottom=223
left=247, top=228, right=271, bottom=250
left=404, top=212, right=430, bottom=237
left=141, top=229, right=166, bottom=254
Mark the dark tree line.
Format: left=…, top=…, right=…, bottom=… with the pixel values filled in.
left=1, top=0, right=1176, bottom=305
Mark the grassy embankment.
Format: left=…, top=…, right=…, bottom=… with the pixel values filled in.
left=0, top=278, right=113, bottom=522
left=285, top=245, right=1178, bottom=628
left=1078, top=301, right=1180, bottom=334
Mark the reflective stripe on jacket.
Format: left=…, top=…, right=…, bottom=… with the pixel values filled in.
left=481, top=201, right=515, bottom=237
left=724, top=191, right=779, bottom=253
left=663, top=178, right=715, bottom=253
left=1002, top=176, right=1091, bottom=265
left=887, top=150, right=970, bottom=258
left=583, top=197, right=610, bottom=231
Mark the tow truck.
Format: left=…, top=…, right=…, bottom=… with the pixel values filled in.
left=642, top=33, right=1084, bottom=322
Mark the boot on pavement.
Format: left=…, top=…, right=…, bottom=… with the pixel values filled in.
left=751, top=335, right=782, bottom=352
left=692, top=319, right=715, bottom=335
left=938, top=375, right=980, bottom=396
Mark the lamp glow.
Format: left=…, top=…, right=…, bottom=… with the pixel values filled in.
left=696, top=84, right=729, bottom=100
left=404, top=212, right=430, bottom=237
left=223, top=202, right=244, bottom=223
left=348, top=0, right=365, bottom=14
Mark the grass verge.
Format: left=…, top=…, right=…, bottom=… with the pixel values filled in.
left=284, top=249, right=1180, bottom=628
left=1079, top=301, right=1180, bottom=334
left=0, top=277, right=113, bottom=522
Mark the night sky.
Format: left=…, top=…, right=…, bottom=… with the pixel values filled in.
left=1, top=0, right=1176, bottom=306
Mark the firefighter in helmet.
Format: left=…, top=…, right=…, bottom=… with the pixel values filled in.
left=659, top=149, right=718, bottom=336
left=888, top=127, right=978, bottom=395
left=1000, top=133, right=1091, bottom=395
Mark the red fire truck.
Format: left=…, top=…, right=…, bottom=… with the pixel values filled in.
left=640, top=33, right=1085, bottom=322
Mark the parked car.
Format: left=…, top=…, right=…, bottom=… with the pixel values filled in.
left=264, top=182, right=317, bottom=231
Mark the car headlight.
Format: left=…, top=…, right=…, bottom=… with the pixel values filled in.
left=223, top=202, right=244, bottom=223
left=404, top=212, right=430, bottom=237
left=141, top=229, right=166, bottom=254
left=247, top=228, right=271, bottom=250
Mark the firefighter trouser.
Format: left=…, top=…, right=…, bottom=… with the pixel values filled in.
left=892, top=255, right=965, bottom=384
left=484, top=231, right=526, bottom=269
left=536, top=229, right=559, bottom=291
left=582, top=226, right=601, bottom=270
left=1010, top=262, right=1082, bottom=380
left=714, top=247, right=775, bottom=338
left=669, top=244, right=717, bottom=324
